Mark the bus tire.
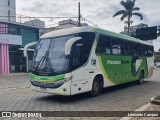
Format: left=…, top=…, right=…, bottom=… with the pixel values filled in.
left=90, top=77, right=102, bottom=97
left=138, top=71, right=144, bottom=84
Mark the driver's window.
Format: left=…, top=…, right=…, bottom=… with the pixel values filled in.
left=72, top=43, right=84, bottom=67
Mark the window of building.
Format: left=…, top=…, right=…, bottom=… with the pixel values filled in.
left=96, top=35, right=112, bottom=54
left=0, top=24, right=8, bottom=34
left=112, top=38, right=124, bottom=55
left=8, top=0, right=10, bottom=6
left=8, top=10, right=10, bottom=21
left=8, top=26, right=18, bottom=35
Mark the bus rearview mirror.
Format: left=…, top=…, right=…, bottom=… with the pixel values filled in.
left=65, top=37, right=82, bottom=55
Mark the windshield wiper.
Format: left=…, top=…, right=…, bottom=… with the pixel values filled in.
left=34, top=50, right=49, bottom=73
left=34, top=40, right=52, bottom=73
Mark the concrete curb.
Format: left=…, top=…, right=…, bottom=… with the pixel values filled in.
left=150, top=97, right=160, bottom=105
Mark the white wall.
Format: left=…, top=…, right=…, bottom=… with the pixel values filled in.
left=0, top=0, right=16, bottom=22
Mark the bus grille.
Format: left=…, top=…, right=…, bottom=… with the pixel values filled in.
left=30, top=80, right=63, bottom=88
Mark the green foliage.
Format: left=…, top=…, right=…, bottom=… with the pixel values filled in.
left=113, top=0, right=143, bottom=33
left=155, top=96, right=160, bottom=100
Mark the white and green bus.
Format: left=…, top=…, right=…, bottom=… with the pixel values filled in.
left=30, top=26, right=154, bottom=96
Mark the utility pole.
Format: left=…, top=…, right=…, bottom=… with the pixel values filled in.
left=78, top=2, right=81, bottom=27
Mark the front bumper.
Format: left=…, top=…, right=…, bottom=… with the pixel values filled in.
left=30, top=80, right=71, bottom=96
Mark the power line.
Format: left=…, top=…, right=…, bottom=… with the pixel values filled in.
left=0, top=16, right=78, bottom=19
left=45, top=23, right=59, bottom=28
left=0, top=14, right=100, bottom=29
left=81, top=17, right=99, bottom=27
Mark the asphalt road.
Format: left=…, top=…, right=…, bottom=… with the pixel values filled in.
left=0, top=68, right=160, bottom=120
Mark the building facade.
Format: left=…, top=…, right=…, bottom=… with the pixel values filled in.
left=0, top=20, right=39, bottom=74
left=0, top=0, right=16, bottom=21
left=0, top=0, right=41, bottom=74
left=24, top=19, right=45, bottom=36
left=120, top=23, right=148, bottom=36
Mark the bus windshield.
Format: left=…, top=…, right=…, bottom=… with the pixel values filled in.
left=31, top=35, right=75, bottom=75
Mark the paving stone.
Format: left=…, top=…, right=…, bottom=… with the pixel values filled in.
left=0, top=69, right=160, bottom=120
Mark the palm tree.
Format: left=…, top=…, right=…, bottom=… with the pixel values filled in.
left=113, top=0, right=143, bottom=34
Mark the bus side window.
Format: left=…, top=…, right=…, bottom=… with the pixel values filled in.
left=124, top=42, right=133, bottom=55
left=147, top=46, right=154, bottom=57
left=142, top=45, right=147, bottom=56
left=133, top=43, right=141, bottom=56
left=141, top=45, right=153, bottom=57
left=112, top=38, right=123, bottom=55
left=96, top=35, right=111, bottom=54
left=129, top=42, right=133, bottom=55
left=72, top=43, right=84, bottom=67
left=72, top=32, right=96, bottom=69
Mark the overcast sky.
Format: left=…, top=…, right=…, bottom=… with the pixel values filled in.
left=16, top=0, right=160, bottom=51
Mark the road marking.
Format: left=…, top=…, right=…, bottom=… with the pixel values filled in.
left=0, top=87, right=30, bottom=92
left=120, top=103, right=151, bottom=120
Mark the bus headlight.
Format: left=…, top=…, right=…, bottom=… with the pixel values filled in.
left=64, top=76, right=73, bottom=82
left=54, top=76, right=72, bottom=84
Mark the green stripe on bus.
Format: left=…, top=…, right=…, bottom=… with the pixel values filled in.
left=30, top=73, right=65, bottom=82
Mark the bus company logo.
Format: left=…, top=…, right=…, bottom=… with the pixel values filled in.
left=107, top=60, right=121, bottom=65
left=107, top=60, right=130, bottom=65
left=91, top=58, right=96, bottom=66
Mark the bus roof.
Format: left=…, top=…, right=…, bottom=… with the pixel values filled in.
left=40, top=26, right=94, bottom=39
left=40, top=26, right=153, bottom=46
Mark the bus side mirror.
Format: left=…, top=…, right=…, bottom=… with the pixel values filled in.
left=65, top=37, right=82, bottom=56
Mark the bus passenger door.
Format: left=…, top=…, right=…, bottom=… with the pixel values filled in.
left=70, top=43, right=89, bottom=95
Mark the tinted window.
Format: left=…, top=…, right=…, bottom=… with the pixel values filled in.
left=71, top=32, right=95, bottom=69
left=141, top=45, right=148, bottom=56
left=72, top=44, right=84, bottom=66
left=147, top=46, right=154, bottom=57
left=133, top=43, right=141, bottom=56
left=96, top=35, right=111, bottom=54
left=142, top=45, right=154, bottom=57
left=79, top=32, right=95, bottom=62
left=124, top=41, right=133, bottom=55
left=112, top=38, right=124, bottom=55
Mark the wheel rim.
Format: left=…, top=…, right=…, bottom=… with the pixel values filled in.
left=93, top=82, right=99, bottom=93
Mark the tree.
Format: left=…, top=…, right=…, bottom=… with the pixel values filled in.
left=159, top=48, right=160, bottom=52
left=113, top=0, right=143, bottom=34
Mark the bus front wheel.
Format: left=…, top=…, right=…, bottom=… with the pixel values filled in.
left=90, top=78, right=102, bottom=97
